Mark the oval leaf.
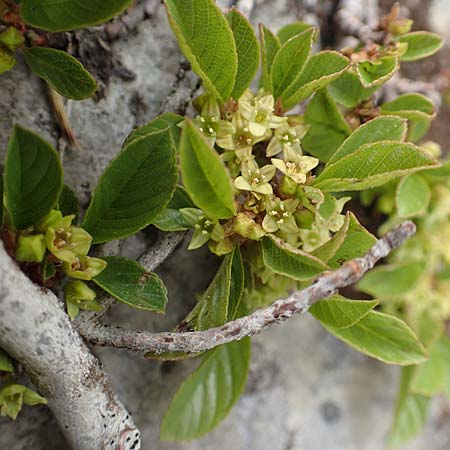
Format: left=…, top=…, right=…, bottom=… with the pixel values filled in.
left=21, top=0, right=133, bottom=32
left=270, top=28, right=314, bottom=100
left=23, top=47, right=96, bottom=100
left=21, top=0, right=131, bottom=32
left=324, top=311, right=427, bottom=365
left=277, top=21, right=315, bottom=43
left=180, top=121, right=235, bottom=220
left=357, top=261, right=426, bottom=298
left=160, top=338, right=251, bottom=441
left=4, top=125, right=63, bottom=230
left=227, top=8, right=259, bottom=100
left=126, top=112, right=183, bottom=149
left=281, top=50, right=349, bottom=109
left=259, top=24, right=281, bottom=92
left=261, top=235, right=328, bottom=281
left=381, top=93, right=435, bottom=143
left=328, top=70, right=377, bottom=108
left=152, top=186, right=194, bottom=232
left=387, top=367, right=430, bottom=450
left=302, top=90, right=351, bottom=162
left=356, top=55, right=398, bottom=88
left=313, top=141, right=439, bottom=192
left=396, top=173, right=431, bottom=218
left=82, top=128, right=177, bottom=243
left=310, top=294, right=379, bottom=328
left=399, top=31, right=443, bottom=62
left=93, top=256, right=167, bottom=312
left=328, top=116, right=408, bottom=165
left=165, top=0, right=237, bottom=102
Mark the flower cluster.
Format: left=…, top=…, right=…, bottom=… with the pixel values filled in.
left=183, top=90, right=347, bottom=262
left=14, top=210, right=106, bottom=317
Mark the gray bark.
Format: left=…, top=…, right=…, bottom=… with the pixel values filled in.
left=0, top=243, right=140, bottom=450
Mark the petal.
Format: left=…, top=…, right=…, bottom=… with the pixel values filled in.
left=260, top=164, right=276, bottom=180
left=188, top=229, right=210, bottom=250
left=216, top=134, right=236, bottom=150
left=249, top=121, right=267, bottom=137
left=300, top=156, right=320, bottom=172
left=266, top=138, right=283, bottom=157
left=216, top=120, right=236, bottom=138
left=262, top=214, right=279, bottom=233
left=234, top=176, right=252, bottom=191
left=271, top=158, right=287, bottom=174
left=253, top=183, right=273, bottom=195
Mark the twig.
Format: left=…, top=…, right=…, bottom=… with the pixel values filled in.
left=78, top=221, right=416, bottom=355
left=139, top=231, right=185, bottom=271
left=0, top=242, right=140, bottom=450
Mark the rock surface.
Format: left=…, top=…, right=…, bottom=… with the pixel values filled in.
left=1, top=1, right=449, bottom=449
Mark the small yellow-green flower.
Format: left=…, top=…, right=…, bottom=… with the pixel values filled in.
left=271, top=146, right=319, bottom=185
left=262, top=196, right=299, bottom=234
left=180, top=208, right=225, bottom=250
left=216, top=111, right=267, bottom=157
left=45, top=215, right=92, bottom=263
left=234, top=159, right=275, bottom=195
left=64, top=280, right=102, bottom=320
left=183, top=96, right=235, bottom=146
left=62, top=256, right=107, bottom=280
left=238, top=90, right=284, bottom=137
left=266, top=117, right=309, bottom=157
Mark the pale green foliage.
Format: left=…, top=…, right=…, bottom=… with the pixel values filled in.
left=0, top=0, right=446, bottom=439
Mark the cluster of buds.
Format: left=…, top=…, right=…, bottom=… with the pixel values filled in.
left=184, top=89, right=347, bottom=267
left=14, top=210, right=106, bottom=318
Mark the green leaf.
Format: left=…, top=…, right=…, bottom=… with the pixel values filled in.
left=259, top=24, right=281, bottom=92
left=314, top=141, right=439, bottom=192
left=327, top=213, right=376, bottom=268
left=387, top=366, right=430, bottom=449
left=152, top=186, right=194, bottom=232
left=328, top=116, right=407, bottom=165
left=165, top=0, right=237, bottom=102
left=0, top=384, right=47, bottom=420
left=21, top=0, right=133, bottom=32
left=396, top=173, right=431, bottom=218
left=310, top=294, right=378, bottom=328
left=193, top=247, right=243, bottom=330
left=4, top=125, right=63, bottom=230
left=0, top=46, right=15, bottom=75
left=281, top=51, right=349, bottom=110
left=180, top=121, right=235, bottom=220
left=356, top=55, right=398, bottom=88
left=227, top=8, right=259, bottom=100
left=399, top=31, right=443, bottom=62
left=277, top=21, right=315, bottom=44
left=23, top=47, right=96, bottom=100
left=302, top=90, right=351, bottom=162
left=0, top=349, right=14, bottom=373
left=324, top=311, right=427, bottom=365
left=411, top=335, right=450, bottom=397
left=126, top=113, right=183, bottom=149
left=270, top=28, right=314, bottom=100
left=328, top=71, right=377, bottom=108
left=57, top=184, right=79, bottom=219
left=261, top=235, right=328, bottom=281
left=381, top=94, right=435, bottom=142
left=357, top=261, right=426, bottom=298
left=311, top=213, right=350, bottom=262
left=93, top=256, right=167, bottom=313
left=82, top=129, right=177, bottom=243
left=160, top=338, right=251, bottom=441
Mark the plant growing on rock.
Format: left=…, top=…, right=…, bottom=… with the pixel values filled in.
left=0, top=0, right=447, bottom=449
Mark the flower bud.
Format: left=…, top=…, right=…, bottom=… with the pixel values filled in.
left=64, top=281, right=102, bottom=320
left=233, top=213, right=265, bottom=240
left=15, top=234, right=46, bottom=263
left=388, top=18, right=413, bottom=36
left=279, top=175, right=298, bottom=196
